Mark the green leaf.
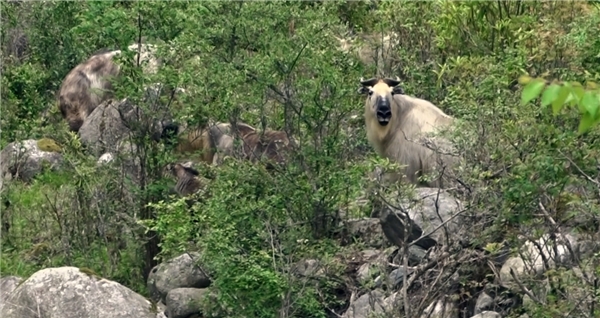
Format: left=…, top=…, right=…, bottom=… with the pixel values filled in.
left=552, top=85, right=571, bottom=115
left=578, top=112, right=600, bottom=134
left=540, top=84, right=560, bottom=108
left=521, top=79, right=546, bottom=106
left=571, top=86, right=585, bottom=107
left=581, top=91, right=600, bottom=118
left=518, top=75, right=532, bottom=85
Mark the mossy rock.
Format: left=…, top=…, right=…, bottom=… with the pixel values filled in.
left=36, top=138, right=62, bottom=153
left=79, top=267, right=102, bottom=280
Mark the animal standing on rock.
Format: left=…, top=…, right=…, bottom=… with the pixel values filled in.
left=358, top=77, right=457, bottom=188
left=57, top=43, right=165, bottom=132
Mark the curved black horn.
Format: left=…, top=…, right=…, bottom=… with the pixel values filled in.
left=382, top=77, right=401, bottom=87
left=183, top=165, right=200, bottom=176
left=360, top=77, right=379, bottom=87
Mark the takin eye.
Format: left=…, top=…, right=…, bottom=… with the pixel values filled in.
left=368, top=90, right=373, bottom=96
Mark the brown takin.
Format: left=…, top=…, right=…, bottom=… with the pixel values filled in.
left=57, top=43, right=162, bottom=132
left=358, top=77, right=458, bottom=188
left=163, top=162, right=211, bottom=210
left=171, top=121, right=295, bottom=168
left=168, top=163, right=203, bottom=197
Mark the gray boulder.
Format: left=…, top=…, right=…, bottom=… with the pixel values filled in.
left=0, top=276, right=22, bottom=312
left=78, top=98, right=170, bottom=157
left=148, top=252, right=211, bottom=303
left=0, top=139, right=63, bottom=188
left=0, top=267, right=157, bottom=318
left=165, top=287, right=209, bottom=318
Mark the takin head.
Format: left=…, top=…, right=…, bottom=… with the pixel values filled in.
left=168, top=163, right=202, bottom=197
left=357, top=77, right=405, bottom=127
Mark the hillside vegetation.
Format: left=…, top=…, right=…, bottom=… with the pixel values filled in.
left=2, top=1, right=600, bottom=317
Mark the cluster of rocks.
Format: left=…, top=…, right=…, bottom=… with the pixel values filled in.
left=0, top=97, right=177, bottom=192
left=0, top=252, right=212, bottom=318
left=338, top=187, right=596, bottom=317
left=0, top=182, right=597, bottom=317
left=148, top=252, right=212, bottom=318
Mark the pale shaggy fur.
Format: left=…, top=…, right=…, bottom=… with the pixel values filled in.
left=360, top=78, right=457, bottom=188
left=57, top=43, right=162, bottom=132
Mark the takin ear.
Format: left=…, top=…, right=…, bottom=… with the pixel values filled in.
left=183, top=165, right=200, bottom=176
left=357, top=86, right=370, bottom=95
left=358, top=77, right=378, bottom=95
left=391, top=85, right=405, bottom=95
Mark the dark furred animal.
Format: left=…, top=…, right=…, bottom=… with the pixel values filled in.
left=233, top=123, right=294, bottom=167
left=57, top=43, right=164, bottom=132
left=58, top=50, right=121, bottom=132
left=169, top=163, right=202, bottom=196
left=358, top=77, right=457, bottom=188
left=170, top=121, right=295, bottom=167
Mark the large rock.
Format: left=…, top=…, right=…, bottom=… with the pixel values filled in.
left=378, top=188, right=463, bottom=248
left=148, top=252, right=211, bottom=303
left=345, top=218, right=386, bottom=248
left=471, top=312, right=502, bottom=318
left=379, top=206, right=438, bottom=250
left=78, top=98, right=171, bottom=157
left=79, top=98, right=145, bottom=157
left=474, top=291, right=493, bottom=315
left=0, top=276, right=23, bottom=312
left=165, top=287, right=209, bottom=318
left=421, top=296, right=458, bottom=318
left=0, top=139, right=63, bottom=188
left=342, top=289, right=397, bottom=318
left=500, top=233, right=579, bottom=290
left=0, top=267, right=157, bottom=318
left=404, top=188, right=463, bottom=244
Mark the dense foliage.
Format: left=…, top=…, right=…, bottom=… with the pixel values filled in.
left=2, top=1, right=600, bottom=317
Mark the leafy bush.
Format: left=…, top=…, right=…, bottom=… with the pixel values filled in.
left=2, top=0, right=600, bottom=316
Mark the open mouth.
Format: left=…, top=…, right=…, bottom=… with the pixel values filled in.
left=377, top=115, right=391, bottom=126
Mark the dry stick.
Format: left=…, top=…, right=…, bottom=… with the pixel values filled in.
left=403, top=246, right=451, bottom=292
left=562, top=288, right=594, bottom=318
left=417, top=251, right=472, bottom=315
left=559, top=149, right=600, bottom=198
left=487, top=259, right=501, bottom=281
left=538, top=200, right=579, bottom=265
left=417, top=260, right=447, bottom=314
left=432, top=185, right=451, bottom=247
left=520, top=232, right=552, bottom=274
left=379, top=191, right=470, bottom=249
left=509, top=268, right=545, bottom=305
left=266, top=221, right=278, bottom=271
left=403, top=216, right=410, bottom=318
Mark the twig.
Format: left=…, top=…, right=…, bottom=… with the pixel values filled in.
left=403, top=246, right=451, bottom=292
left=509, top=267, right=545, bottom=305
left=538, top=200, right=578, bottom=264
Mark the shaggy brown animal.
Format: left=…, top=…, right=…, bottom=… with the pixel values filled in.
left=169, top=163, right=203, bottom=196
left=358, top=77, right=457, bottom=188
left=57, top=43, right=165, bottom=132
left=57, top=49, right=121, bottom=132
left=171, top=121, right=294, bottom=168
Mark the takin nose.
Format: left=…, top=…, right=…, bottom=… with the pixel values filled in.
left=376, top=100, right=392, bottom=125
